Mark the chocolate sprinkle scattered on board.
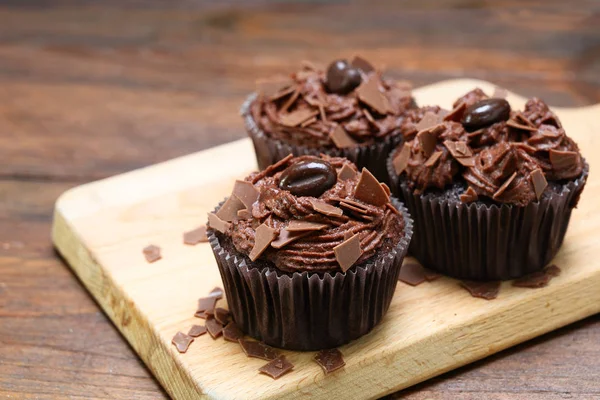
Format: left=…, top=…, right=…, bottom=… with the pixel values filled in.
left=142, top=245, right=161, bottom=263
left=214, top=308, right=231, bottom=325
left=258, top=355, right=294, bottom=380
left=314, top=349, right=346, bottom=374
left=187, top=325, right=207, bottom=338
left=196, top=296, right=217, bottom=315
left=460, top=281, right=501, bottom=300
left=208, top=286, right=224, bottom=300
left=513, top=265, right=561, bottom=288
left=223, top=322, right=244, bottom=343
left=398, top=262, right=427, bottom=286
left=205, top=317, right=224, bottom=339
left=239, top=339, right=279, bottom=361
left=353, top=168, right=389, bottom=206
left=172, top=332, right=194, bottom=353
left=423, top=268, right=442, bottom=282
left=183, top=225, right=209, bottom=245
left=333, top=233, right=363, bottom=272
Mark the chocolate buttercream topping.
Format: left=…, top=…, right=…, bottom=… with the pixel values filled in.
left=392, top=89, right=585, bottom=206
left=216, top=155, right=404, bottom=274
left=250, top=58, right=416, bottom=149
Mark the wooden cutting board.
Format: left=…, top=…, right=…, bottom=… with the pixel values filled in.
left=52, top=79, right=600, bottom=400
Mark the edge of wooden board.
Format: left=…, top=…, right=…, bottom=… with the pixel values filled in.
left=52, top=78, right=600, bottom=400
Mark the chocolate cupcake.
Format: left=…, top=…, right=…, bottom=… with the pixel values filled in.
left=207, top=155, right=412, bottom=350
left=387, top=89, right=588, bottom=280
left=242, top=57, right=416, bottom=182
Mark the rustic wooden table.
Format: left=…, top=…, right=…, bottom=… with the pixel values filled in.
left=1, top=1, right=598, bottom=399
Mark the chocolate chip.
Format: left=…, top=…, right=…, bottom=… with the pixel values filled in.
left=423, top=268, right=441, bottom=281
left=325, top=59, right=362, bottom=95
left=287, top=220, right=329, bottom=232
left=207, top=212, right=231, bottom=234
left=399, top=262, right=426, bottom=286
left=279, top=159, right=337, bottom=197
left=351, top=55, right=375, bottom=73
left=314, top=349, right=345, bottom=374
left=172, top=332, right=194, bottom=353
left=460, top=187, right=479, bottom=203
left=330, top=125, right=357, bottom=149
left=531, top=169, right=548, bottom=200
left=258, top=355, right=294, bottom=380
left=214, top=308, right=231, bottom=325
left=338, top=164, right=357, bottom=180
left=187, top=325, right=207, bottom=338
left=205, top=317, right=224, bottom=339
left=549, top=149, right=579, bottom=170
left=239, top=339, right=279, bottom=361
left=249, top=224, right=277, bottom=261
left=356, top=76, right=389, bottom=114
left=393, top=143, right=412, bottom=175
left=461, top=98, right=511, bottom=131
left=353, top=168, right=390, bottom=206
left=333, top=233, right=363, bottom=272
left=143, top=245, right=161, bottom=263
left=183, top=225, right=209, bottom=245
left=460, top=281, right=500, bottom=300
left=309, top=199, right=344, bottom=217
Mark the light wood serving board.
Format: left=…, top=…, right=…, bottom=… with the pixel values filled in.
left=52, top=79, right=600, bottom=400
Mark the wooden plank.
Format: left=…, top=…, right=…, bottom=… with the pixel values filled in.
left=52, top=79, right=600, bottom=400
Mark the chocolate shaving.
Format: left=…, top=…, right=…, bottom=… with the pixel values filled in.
left=279, top=108, right=319, bottom=127
left=338, top=164, right=357, bottom=180
left=330, top=125, right=357, bottom=149
left=187, top=325, right=207, bottom=338
left=424, top=151, right=443, bottom=167
left=333, top=233, right=363, bottom=272
left=287, top=220, right=329, bottom=232
left=314, top=349, right=345, bottom=374
left=209, top=286, right=224, bottom=300
left=546, top=264, right=561, bottom=277
left=183, top=225, right=209, bottom=245
left=196, top=296, right=217, bottom=315
left=223, top=322, right=244, bottom=343
left=398, top=262, right=426, bottom=286
left=531, top=169, right=548, bottom=200
left=381, top=182, right=391, bottom=196
left=443, top=102, right=466, bottom=122
left=351, top=55, right=375, bottom=73
left=506, top=119, right=537, bottom=132
left=460, top=281, right=501, bottom=300
left=232, top=180, right=260, bottom=210
left=208, top=212, right=231, bottom=234
left=393, top=143, right=412, bottom=175
left=214, top=308, right=231, bottom=325
left=356, top=76, right=389, bottom=114
left=549, top=149, right=579, bottom=170
left=143, top=245, right=161, bottom=263
left=249, top=224, right=278, bottom=261
left=300, top=116, right=317, bottom=127
left=363, top=108, right=377, bottom=127
left=205, top=317, right=224, bottom=339
left=417, top=128, right=438, bottom=158
left=319, top=103, right=327, bottom=122
left=343, top=231, right=354, bottom=240
left=256, top=78, right=293, bottom=99
left=258, top=355, right=294, bottom=380
left=493, top=172, right=517, bottom=200
left=281, top=88, right=300, bottom=112
left=339, top=199, right=369, bottom=214
left=309, top=199, right=343, bottom=217
left=444, top=140, right=475, bottom=166
left=514, top=111, right=536, bottom=127
left=354, top=168, right=389, bottom=206
left=271, top=229, right=311, bottom=249
left=460, top=187, right=479, bottom=203
left=239, top=339, right=279, bottom=361
left=237, top=209, right=251, bottom=220
left=172, top=332, right=194, bottom=353
left=216, top=195, right=246, bottom=222
left=513, top=264, right=561, bottom=288
left=416, top=111, right=440, bottom=131
left=423, top=268, right=441, bottom=281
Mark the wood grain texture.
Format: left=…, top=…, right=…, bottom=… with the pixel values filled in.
left=51, top=79, right=600, bottom=400
left=1, top=1, right=600, bottom=399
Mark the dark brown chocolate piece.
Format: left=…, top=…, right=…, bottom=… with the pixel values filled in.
left=423, top=268, right=441, bottom=281
left=214, top=307, right=231, bottom=325
left=196, top=296, right=217, bottom=315
left=309, top=199, right=343, bottom=217
left=398, top=262, right=426, bottom=286
left=333, top=233, right=362, bottom=272
left=549, top=149, right=579, bottom=170
left=187, top=325, right=207, bottom=338
left=223, top=322, right=244, bottom=343
left=513, top=265, right=561, bottom=288
left=172, top=332, right=194, bottom=353
left=460, top=281, right=501, bottom=300
left=460, top=187, right=479, bottom=203
left=338, top=163, right=357, bottom=180
left=287, top=220, right=329, bottom=232
left=270, top=229, right=311, bottom=249
left=258, top=355, right=294, bottom=380
left=216, top=196, right=246, bottom=222
left=209, top=286, right=224, bottom=300
left=183, top=225, right=209, bottom=245
left=143, top=245, right=161, bottom=263
left=232, top=180, right=260, bottom=210
left=330, top=125, right=357, bottom=149
left=393, top=143, right=411, bottom=175
left=239, top=339, right=279, bottom=361
left=356, top=76, right=389, bottom=114
left=531, top=169, right=548, bottom=200
left=205, top=317, right=224, bottom=339
left=279, top=159, right=337, bottom=197
left=354, top=168, right=389, bottom=206
left=461, top=98, right=511, bottom=131
left=249, top=224, right=278, bottom=261
left=314, top=349, right=345, bottom=374
left=207, top=212, right=231, bottom=234
left=279, top=108, right=319, bottom=127
left=325, top=59, right=362, bottom=95
left=351, top=55, right=375, bottom=73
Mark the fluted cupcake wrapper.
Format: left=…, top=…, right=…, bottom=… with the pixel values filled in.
left=207, top=198, right=413, bottom=351
left=386, top=148, right=589, bottom=281
left=241, top=93, right=403, bottom=182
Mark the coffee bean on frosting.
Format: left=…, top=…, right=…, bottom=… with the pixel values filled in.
left=461, top=98, right=511, bottom=131
left=279, top=159, right=337, bottom=197
left=325, top=60, right=362, bottom=95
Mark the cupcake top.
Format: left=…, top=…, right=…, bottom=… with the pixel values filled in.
left=208, top=155, right=405, bottom=274
left=392, top=88, right=585, bottom=206
left=249, top=57, right=416, bottom=149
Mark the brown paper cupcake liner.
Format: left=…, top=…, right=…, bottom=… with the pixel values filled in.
left=241, top=93, right=403, bottom=182
left=207, top=198, right=413, bottom=351
left=386, top=149, right=589, bottom=280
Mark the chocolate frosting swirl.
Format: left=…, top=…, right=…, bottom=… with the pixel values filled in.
left=393, top=89, right=585, bottom=206
left=227, top=155, right=404, bottom=273
left=250, top=60, right=416, bottom=149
